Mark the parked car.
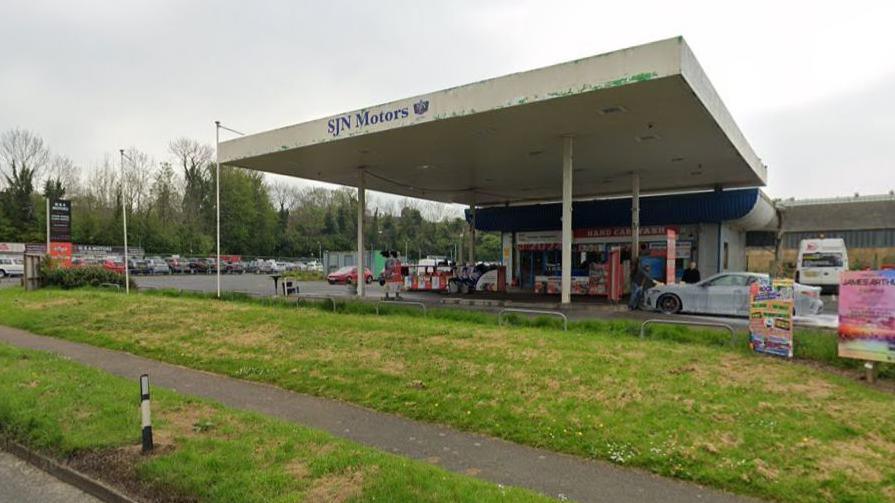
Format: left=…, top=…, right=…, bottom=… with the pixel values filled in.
left=165, top=256, right=189, bottom=274
left=128, top=259, right=151, bottom=275
left=144, top=258, right=171, bottom=275
left=102, top=258, right=126, bottom=275
left=327, top=266, right=373, bottom=285
left=188, top=258, right=211, bottom=274
left=0, top=257, right=24, bottom=277
left=224, top=261, right=245, bottom=274
left=644, top=272, right=823, bottom=317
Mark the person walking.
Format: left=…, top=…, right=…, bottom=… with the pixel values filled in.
left=628, top=262, right=656, bottom=310
left=681, top=261, right=701, bottom=284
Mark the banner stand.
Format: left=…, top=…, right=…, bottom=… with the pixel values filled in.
left=865, top=362, right=878, bottom=384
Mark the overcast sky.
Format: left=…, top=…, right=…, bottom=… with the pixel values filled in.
left=3, top=0, right=894, bottom=205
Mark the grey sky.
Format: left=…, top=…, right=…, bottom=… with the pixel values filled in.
left=2, top=0, right=893, bottom=203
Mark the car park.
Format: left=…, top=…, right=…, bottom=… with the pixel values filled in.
left=0, top=257, right=23, bottom=277
left=645, top=272, right=823, bottom=317
left=327, top=266, right=373, bottom=285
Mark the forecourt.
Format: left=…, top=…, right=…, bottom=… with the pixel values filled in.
left=219, top=36, right=766, bottom=303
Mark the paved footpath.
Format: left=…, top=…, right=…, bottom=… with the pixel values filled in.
left=0, top=326, right=756, bottom=503
left=0, top=451, right=100, bottom=503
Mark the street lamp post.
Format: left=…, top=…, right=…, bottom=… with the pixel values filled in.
left=214, top=121, right=245, bottom=298
left=119, top=149, right=131, bottom=294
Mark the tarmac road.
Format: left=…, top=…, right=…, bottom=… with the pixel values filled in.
left=0, top=451, right=99, bottom=503
left=134, top=273, right=838, bottom=329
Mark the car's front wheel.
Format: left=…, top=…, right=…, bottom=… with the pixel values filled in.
left=657, top=294, right=682, bottom=314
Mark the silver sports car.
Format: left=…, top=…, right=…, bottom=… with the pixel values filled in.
left=644, top=272, right=824, bottom=317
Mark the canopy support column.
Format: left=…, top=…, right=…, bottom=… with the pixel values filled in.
left=357, top=170, right=366, bottom=297
left=631, top=172, right=640, bottom=265
left=468, top=200, right=476, bottom=265
left=561, top=136, right=574, bottom=305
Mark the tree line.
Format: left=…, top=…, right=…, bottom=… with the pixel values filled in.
left=0, top=128, right=500, bottom=260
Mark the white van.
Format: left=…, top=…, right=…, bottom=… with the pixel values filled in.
left=0, top=256, right=24, bottom=277
left=796, top=238, right=848, bottom=292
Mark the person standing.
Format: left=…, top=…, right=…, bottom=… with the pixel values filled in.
left=681, top=261, right=701, bottom=284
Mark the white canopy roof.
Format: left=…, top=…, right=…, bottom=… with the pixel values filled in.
left=220, top=37, right=766, bottom=206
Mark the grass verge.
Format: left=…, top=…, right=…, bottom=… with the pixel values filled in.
left=0, top=341, right=549, bottom=502
left=1, top=288, right=894, bottom=502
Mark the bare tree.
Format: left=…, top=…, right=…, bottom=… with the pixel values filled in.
left=121, top=148, right=155, bottom=213
left=83, top=155, right=121, bottom=208
left=44, top=154, right=81, bottom=195
left=169, top=137, right=213, bottom=177
left=0, top=128, right=50, bottom=183
left=268, top=180, right=297, bottom=212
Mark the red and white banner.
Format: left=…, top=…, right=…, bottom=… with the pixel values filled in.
left=49, top=242, right=73, bottom=267
left=665, top=228, right=677, bottom=284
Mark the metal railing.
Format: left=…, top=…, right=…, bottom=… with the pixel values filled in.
left=98, top=283, right=121, bottom=292
left=375, top=300, right=427, bottom=316
left=296, top=294, right=338, bottom=312
left=498, top=308, right=568, bottom=331
left=639, top=319, right=736, bottom=345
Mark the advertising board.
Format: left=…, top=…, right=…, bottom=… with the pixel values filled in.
left=49, top=199, right=72, bottom=242
left=749, top=278, right=794, bottom=358
left=838, top=270, right=895, bottom=363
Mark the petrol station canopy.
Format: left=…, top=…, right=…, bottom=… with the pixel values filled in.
left=219, top=37, right=765, bottom=206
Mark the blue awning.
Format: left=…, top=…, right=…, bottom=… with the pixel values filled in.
left=468, top=188, right=760, bottom=232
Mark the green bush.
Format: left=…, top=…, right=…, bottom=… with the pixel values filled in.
left=40, top=263, right=132, bottom=290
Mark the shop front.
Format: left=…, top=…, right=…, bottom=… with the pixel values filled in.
left=479, top=189, right=779, bottom=296
left=516, top=225, right=693, bottom=296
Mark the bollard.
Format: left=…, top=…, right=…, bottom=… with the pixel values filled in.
left=140, top=374, right=153, bottom=453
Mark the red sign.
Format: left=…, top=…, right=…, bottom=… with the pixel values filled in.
left=665, top=229, right=677, bottom=284
left=49, top=242, right=73, bottom=267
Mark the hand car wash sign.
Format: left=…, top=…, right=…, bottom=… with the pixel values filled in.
left=327, top=99, right=429, bottom=137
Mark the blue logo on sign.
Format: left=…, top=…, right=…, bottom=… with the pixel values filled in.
left=413, top=100, right=429, bottom=115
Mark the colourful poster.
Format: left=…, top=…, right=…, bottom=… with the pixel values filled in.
left=749, top=278, right=794, bottom=358
left=48, top=241, right=73, bottom=267
left=838, top=270, right=895, bottom=363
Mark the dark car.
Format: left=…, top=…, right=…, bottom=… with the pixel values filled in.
left=188, top=258, right=211, bottom=274
left=327, top=266, right=373, bottom=285
left=165, top=257, right=189, bottom=274
left=128, top=259, right=150, bottom=275
left=224, top=261, right=245, bottom=274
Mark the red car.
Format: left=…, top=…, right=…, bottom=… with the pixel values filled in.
left=327, top=266, right=373, bottom=285
left=102, top=259, right=126, bottom=275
